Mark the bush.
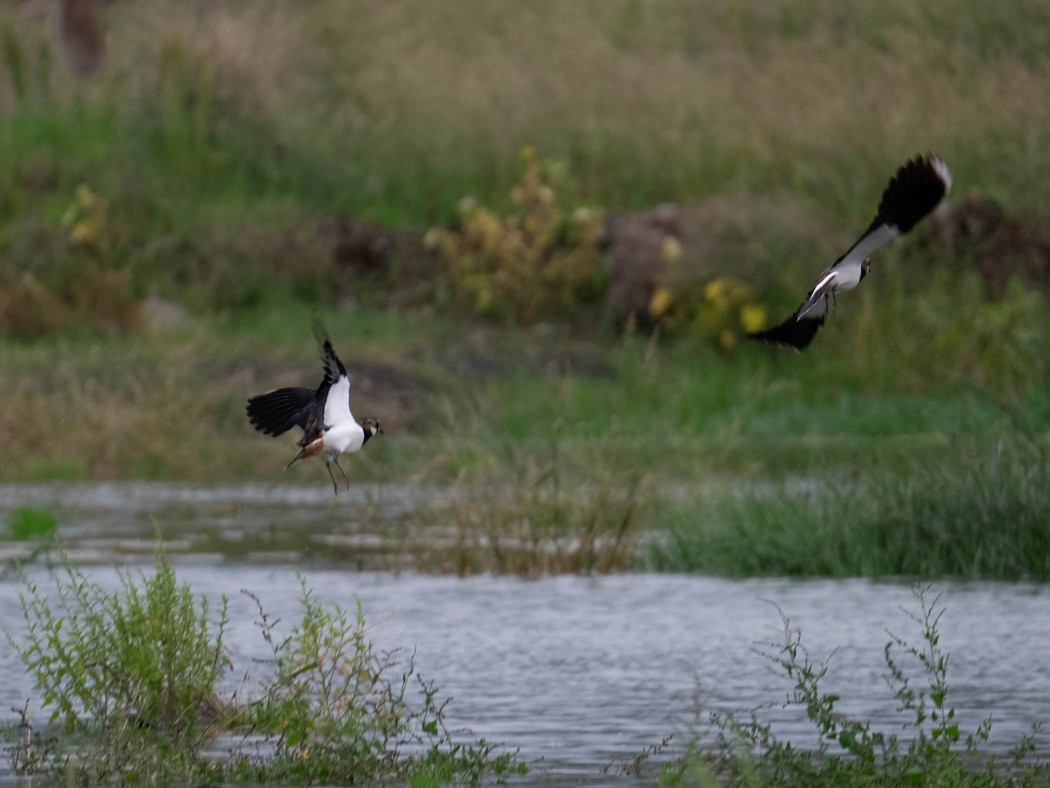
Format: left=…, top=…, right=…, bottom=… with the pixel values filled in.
left=234, top=579, right=524, bottom=784
left=429, top=146, right=605, bottom=324
left=12, top=552, right=231, bottom=781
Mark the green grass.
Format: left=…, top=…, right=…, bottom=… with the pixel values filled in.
left=1, top=297, right=1049, bottom=580
left=7, top=507, right=57, bottom=541
left=3, top=0, right=1049, bottom=230
left=653, top=436, right=1050, bottom=579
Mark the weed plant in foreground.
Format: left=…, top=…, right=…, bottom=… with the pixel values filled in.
left=6, top=552, right=524, bottom=784
left=653, top=436, right=1050, bottom=580
left=663, top=585, right=1048, bottom=787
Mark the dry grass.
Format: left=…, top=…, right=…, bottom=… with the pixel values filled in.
left=398, top=458, right=648, bottom=577
left=0, top=326, right=411, bottom=481
left=5, top=0, right=1045, bottom=219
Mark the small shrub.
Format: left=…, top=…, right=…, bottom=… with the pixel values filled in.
left=12, top=551, right=231, bottom=782
left=429, top=146, right=606, bottom=324
left=664, top=585, right=1048, bottom=786
left=60, top=184, right=111, bottom=257
left=0, top=184, right=140, bottom=338
left=234, top=580, right=524, bottom=784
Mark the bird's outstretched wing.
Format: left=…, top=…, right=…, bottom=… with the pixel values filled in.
left=829, top=153, right=952, bottom=277
left=246, top=387, right=316, bottom=437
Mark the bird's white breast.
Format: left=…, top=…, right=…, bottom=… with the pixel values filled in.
left=324, top=421, right=366, bottom=457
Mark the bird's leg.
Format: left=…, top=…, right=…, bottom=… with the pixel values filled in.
left=333, top=457, right=351, bottom=489
left=325, top=461, right=339, bottom=495
left=829, top=290, right=838, bottom=316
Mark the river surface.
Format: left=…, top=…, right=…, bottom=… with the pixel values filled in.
left=1, top=484, right=1048, bottom=781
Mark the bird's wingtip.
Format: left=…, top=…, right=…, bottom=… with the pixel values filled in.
left=311, top=316, right=331, bottom=347
left=927, top=153, right=952, bottom=194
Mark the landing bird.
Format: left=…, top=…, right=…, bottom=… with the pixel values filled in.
left=748, top=154, right=952, bottom=350
left=246, top=321, right=382, bottom=494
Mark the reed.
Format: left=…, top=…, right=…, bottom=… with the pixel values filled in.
left=653, top=436, right=1050, bottom=580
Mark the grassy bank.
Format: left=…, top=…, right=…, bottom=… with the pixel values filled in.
left=2, top=303, right=1049, bottom=580
left=653, top=437, right=1050, bottom=579
left=2, top=2, right=1049, bottom=579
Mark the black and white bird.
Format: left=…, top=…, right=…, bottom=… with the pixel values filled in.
left=748, top=154, right=952, bottom=350
left=246, top=321, right=382, bottom=494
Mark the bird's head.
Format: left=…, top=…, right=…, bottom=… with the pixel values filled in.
left=361, top=417, right=383, bottom=444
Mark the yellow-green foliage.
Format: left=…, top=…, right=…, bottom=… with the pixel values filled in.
left=0, top=183, right=139, bottom=338
left=430, top=147, right=604, bottom=324
left=61, top=184, right=111, bottom=256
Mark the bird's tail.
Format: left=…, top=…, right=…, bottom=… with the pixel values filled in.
left=284, top=436, right=324, bottom=469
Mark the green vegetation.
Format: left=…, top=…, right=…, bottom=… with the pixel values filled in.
left=2, top=5, right=1047, bottom=780
left=663, top=586, right=1049, bottom=786
left=1, top=1, right=1049, bottom=580
left=654, top=436, right=1050, bottom=579
left=8, top=552, right=522, bottom=784
left=8, top=561, right=1049, bottom=783
left=431, top=146, right=607, bottom=323
left=7, top=507, right=57, bottom=541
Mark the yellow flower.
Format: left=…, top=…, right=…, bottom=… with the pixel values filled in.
left=75, top=183, right=100, bottom=211
left=649, top=287, right=674, bottom=319
left=740, top=303, right=767, bottom=334
left=704, top=278, right=727, bottom=302
left=661, top=237, right=682, bottom=264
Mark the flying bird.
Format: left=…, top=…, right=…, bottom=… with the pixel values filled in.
left=246, top=321, right=382, bottom=494
left=748, top=154, right=952, bottom=350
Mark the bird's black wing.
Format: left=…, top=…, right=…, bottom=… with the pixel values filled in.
left=748, top=296, right=827, bottom=350
left=312, top=318, right=349, bottom=390
left=246, top=387, right=317, bottom=437
left=834, top=154, right=952, bottom=269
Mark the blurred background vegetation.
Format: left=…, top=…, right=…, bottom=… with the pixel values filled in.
left=1, top=0, right=1049, bottom=576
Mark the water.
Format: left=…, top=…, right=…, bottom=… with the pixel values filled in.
left=1, top=484, right=1049, bottom=780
